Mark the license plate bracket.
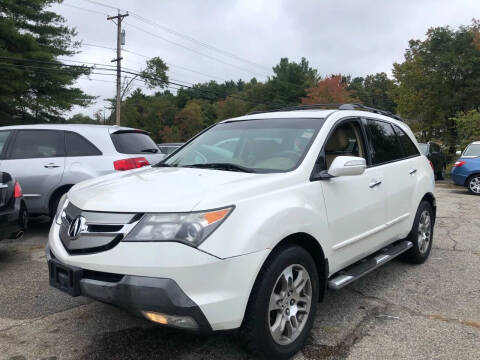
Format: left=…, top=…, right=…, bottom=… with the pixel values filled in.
left=48, top=259, right=83, bottom=297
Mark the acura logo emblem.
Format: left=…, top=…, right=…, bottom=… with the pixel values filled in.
left=68, top=216, right=87, bottom=239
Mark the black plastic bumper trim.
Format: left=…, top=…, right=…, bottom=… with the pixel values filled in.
left=46, top=248, right=212, bottom=332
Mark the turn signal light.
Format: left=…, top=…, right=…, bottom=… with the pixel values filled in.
left=453, top=160, right=466, bottom=168
left=13, top=182, right=22, bottom=198
left=142, top=311, right=199, bottom=329
left=429, top=161, right=434, bottom=170
left=114, top=157, right=150, bottom=171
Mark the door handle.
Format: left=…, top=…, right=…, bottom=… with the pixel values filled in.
left=369, top=180, right=382, bottom=188
left=409, top=169, right=417, bottom=175
left=44, top=163, right=60, bottom=169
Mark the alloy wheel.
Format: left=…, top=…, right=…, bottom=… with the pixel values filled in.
left=418, top=210, right=432, bottom=254
left=468, top=176, right=480, bottom=194
left=268, top=264, right=312, bottom=345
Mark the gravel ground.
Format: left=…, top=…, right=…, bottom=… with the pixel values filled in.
left=0, top=181, right=478, bottom=360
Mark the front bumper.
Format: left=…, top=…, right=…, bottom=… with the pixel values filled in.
left=46, top=249, right=212, bottom=331
left=48, top=221, right=269, bottom=331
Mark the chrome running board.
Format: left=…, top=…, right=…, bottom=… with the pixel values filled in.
left=328, top=240, right=413, bottom=290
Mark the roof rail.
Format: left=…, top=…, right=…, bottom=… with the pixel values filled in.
left=247, top=103, right=404, bottom=122
left=339, top=103, right=404, bottom=122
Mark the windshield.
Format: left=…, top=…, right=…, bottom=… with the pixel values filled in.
left=162, top=118, right=324, bottom=173
left=463, top=143, right=480, bottom=157
left=418, top=143, right=428, bottom=155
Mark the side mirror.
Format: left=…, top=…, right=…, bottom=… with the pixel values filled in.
left=456, top=150, right=462, bottom=156
left=328, top=156, right=366, bottom=177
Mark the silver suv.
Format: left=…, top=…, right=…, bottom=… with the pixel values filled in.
left=0, top=124, right=163, bottom=216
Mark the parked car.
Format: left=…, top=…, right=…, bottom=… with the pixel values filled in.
left=0, top=172, right=28, bottom=240
left=451, top=141, right=480, bottom=195
left=0, top=125, right=164, bottom=216
left=47, top=105, right=435, bottom=359
left=157, top=142, right=183, bottom=156
left=418, top=142, right=446, bottom=179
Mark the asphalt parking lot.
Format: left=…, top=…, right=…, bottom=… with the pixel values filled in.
left=0, top=180, right=478, bottom=360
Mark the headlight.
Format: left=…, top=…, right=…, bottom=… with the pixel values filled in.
left=55, top=194, right=69, bottom=225
left=124, top=206, right=234, bottom=247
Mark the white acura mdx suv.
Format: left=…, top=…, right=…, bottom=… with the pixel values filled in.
left=47, top=104, right=435, bottom=359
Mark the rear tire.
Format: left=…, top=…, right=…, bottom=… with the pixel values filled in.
left=241, top=245, right=319, bottom=359
left=467, top=175, right=480, bottom=195
left=20, top=204, right=28, bottom=232
left=401, top=200, right=434, bottom=264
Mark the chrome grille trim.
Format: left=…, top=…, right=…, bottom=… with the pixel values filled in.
left=59, top=202, right=142, bottom=255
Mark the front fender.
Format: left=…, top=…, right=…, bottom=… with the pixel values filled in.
left=198, top=183, right=329, bottom=260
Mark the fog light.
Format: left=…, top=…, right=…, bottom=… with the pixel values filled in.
left=142, top=311, right=199, bottom=330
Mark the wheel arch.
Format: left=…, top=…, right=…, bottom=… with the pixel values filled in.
left=260, top=232, right=328, bottom=302
left=421, top=192, right=436, bottom=224
left=48, top=184, right=74, bottom=215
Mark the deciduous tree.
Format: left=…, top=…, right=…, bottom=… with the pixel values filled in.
left=302, top=75, right=357, bottom=105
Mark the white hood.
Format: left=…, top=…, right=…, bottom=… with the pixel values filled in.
left=68, top=166, right=263, bottom=213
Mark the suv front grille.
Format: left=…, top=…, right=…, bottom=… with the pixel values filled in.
left=59, top=202, right=142, bottom=255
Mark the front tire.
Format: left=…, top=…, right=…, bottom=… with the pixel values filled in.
left=402, top=200, right=434, bottom=264
left=241, top=245, right=319, bottom=359
left=467, top=175, right=480, bottom=195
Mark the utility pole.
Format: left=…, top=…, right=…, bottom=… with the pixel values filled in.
left=107, top=10, right=128, bottom=126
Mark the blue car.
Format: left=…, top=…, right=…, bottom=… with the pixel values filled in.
left=451, top=141, right=480, bottom=195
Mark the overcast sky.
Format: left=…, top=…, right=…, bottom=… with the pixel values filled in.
left=51, top=0, right=480, bottom=118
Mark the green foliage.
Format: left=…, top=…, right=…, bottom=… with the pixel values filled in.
left=266, top=57, right=319, bottom=108
left=348, top=73, right=397, bottom=113
left=0, top=0, right=93, bottom=124
left=392, top=20, right=480, bottom=150
left=115, top=58, right=403, bottom=143
left=140, top=57, right=169, bottom=89
left=67, top=113, right=96, bottom=124
left=215, top=97, right=250, bottom=121
left=451, top=110, right=480, bottom=148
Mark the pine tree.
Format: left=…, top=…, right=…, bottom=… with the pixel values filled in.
left=0, top=0, right=93, bottom=124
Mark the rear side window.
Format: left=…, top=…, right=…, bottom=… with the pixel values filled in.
left=393, top=125, right=420, bottom=158
left=430, top=143, right=440, bottom=153
left=110, top=131, right=158, bottom=154
left=0, top=131, right=11, bottom=155
left=9, top=130, right=64, bottom=159
left=366, top=120, right=403, bottom=165
left=66, top=132, right=102, bottom=157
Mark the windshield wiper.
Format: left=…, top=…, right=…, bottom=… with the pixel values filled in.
left=185, top=163, right=256, bottom=173
left=141, top=148, right=159, bottom=153
left=154, top=163, right=175, bottom=167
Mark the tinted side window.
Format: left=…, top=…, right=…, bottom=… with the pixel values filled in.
left=366, top=120, right=403, bottom=165
left=66, top=132, right=102, bottom=156
left=431, top=143, right=440, bottom=153
left=110, top=132, right=158, bottom=154
left=0, top=131, right=11, bottom=155
left=9, top=130, right=64, bottom=159
left=393, top=125, right=420, bottom=157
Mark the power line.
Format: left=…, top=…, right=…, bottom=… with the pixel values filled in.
left=75, top=0, right=270, bottom=72
left=83, top=43, right=229, bottom=82
left=126, top=22, right=268, bottom=78
left=129, top=13, right=270, bottom=71
left=62, top=2, right=108, bottom=16
left=0, top=56, right=271, bottom=107
left=122, top=49, right=228, bottom=82
left=76, top=0, right=123, bottom=12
